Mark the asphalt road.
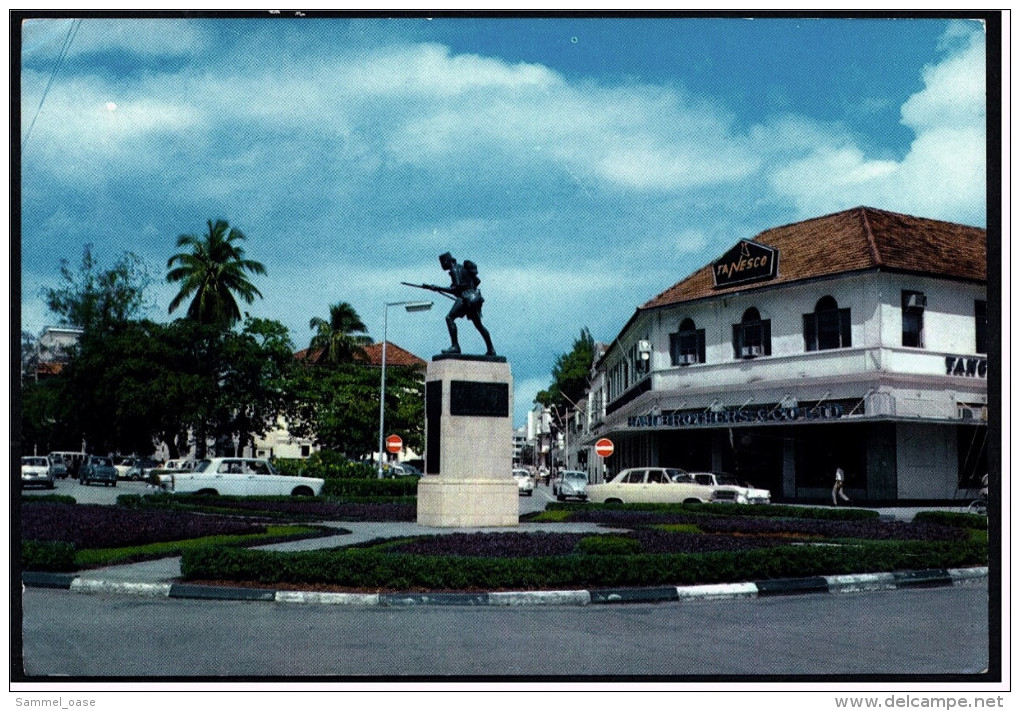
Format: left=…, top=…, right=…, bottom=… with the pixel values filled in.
left=18, top=581, right=990, bottom=679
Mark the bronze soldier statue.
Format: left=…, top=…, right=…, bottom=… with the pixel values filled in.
left=402, top=252, right=496, bottom=356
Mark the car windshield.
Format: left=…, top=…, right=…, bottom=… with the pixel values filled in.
left=714, top=474, right=740, bottom=486
left=24, top=457, right=48, bottom=466
left=192, top=459, right=214, bottom=473
left=513, top=471, right=528, bottom=478
left=563, top=471, right=587, bottom=480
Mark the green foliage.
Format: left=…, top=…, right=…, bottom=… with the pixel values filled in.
left=545, top=501, right=881, bottom=521
left=22, top=540, right=76, bottom=571
left=22, top=494, right=77, bottom=505
left=574, top=535, right=642, bottom=555
left=43, top=245, right=153, bottom=335
left=179, top=539, right=987, bottom=591
left=166, top=219, right=267, bottom=329
left=324, top=477, right=419, bottom=498
left=307, top=302, right=372, bottom=365
left=286, top=362, right=425, bottom=458
left=74, top=525, right=321, bottom=567
left=274, top=451, right=377, bottom=479
left=913, top=510, right=988, bottom=530
left=535, top=327, right=595, bottom=411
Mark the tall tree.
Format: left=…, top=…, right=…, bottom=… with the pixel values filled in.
left=535, top=327, right=596, bottom=411
left=43, top=245, right=153, bottom=335
left=307, top=302, right=372, bottom=365
left=166, top=219, right=267, bottom=329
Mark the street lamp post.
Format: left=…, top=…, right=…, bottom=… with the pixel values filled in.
left=377, top=300, right=433, bottom=479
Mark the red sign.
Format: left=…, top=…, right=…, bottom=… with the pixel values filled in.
left=385, top=434, right=403, bottom=454
left=594, top=438, right=614, bottom=458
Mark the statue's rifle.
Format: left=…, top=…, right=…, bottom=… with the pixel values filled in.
left=401, top=282, right=457, bottom=300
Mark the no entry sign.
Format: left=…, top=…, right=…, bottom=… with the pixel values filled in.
left=594, top=438, right=614, bottom=458
left=385, top=434, right=403, bottom=453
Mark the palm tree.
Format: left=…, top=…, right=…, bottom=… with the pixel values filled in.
left=166, top=219, right=267, bottom=329
left=308, top=302, right=372, bottom=365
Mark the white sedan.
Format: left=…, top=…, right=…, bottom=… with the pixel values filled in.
left=585, top=467, right=716, bottom=505
left=21, top=456, right=56, bottom=489
left=158, top=457, right=324, bottom=497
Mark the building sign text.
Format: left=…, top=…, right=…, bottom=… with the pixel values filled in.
left=628, top=404, right=844, bottom=429
left=713, top=240, right=779, bottom=289
left=945, top=356, right=987, bottom=378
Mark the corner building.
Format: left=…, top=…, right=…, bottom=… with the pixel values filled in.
left=584, top=207, right=988, bottom=504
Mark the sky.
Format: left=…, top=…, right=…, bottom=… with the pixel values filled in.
left=16, top=12, right=991, bottom=427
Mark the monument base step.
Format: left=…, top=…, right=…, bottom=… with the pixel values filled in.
left=416, top=477, right=519, bottom=527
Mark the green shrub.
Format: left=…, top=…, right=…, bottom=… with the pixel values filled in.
left=21, top=494, right=76, bottom=505
left=574, top=535, right=642, bottom=555
left=22, top=540, right=77, bottom=571
left=545, top=501, right=880, bottom=521
left=179, top=538, right=987, bottom=591
left=913, top=510, right=988, bottom=530
left=274, top=451, right=376, bottom=480
left=324, top=477, right=418, bottom=498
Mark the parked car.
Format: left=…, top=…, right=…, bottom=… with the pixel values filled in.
left=585, top=467, right=716, bottom=505
left=113, top=456, right=136, bottom=479
left=696, top=472, right=772, bottom=504
left=552, top=470, right=589, bottom=502
left=46, top=454, right=68, bottom=479
left=80, top=455, right=118, bottom=487
left=157, top=457, right=324, bottom=497
left=512, top=469, right=535, bottom=496
left=385, top=463, right=423, bottom=478
left=158, top=459, right=196, bottom=472
left=21, top=456, right=56, bottom=489
left=124, top=457, right=160, bottom=481
left=48, top=451, right=86, bottom=479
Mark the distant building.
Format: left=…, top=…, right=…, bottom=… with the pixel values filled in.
left=33, top=326, right=83, bottom=379
left=575, top=207, right=989, bottom=503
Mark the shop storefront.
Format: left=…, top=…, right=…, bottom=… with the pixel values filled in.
left=576, top=207, right=989, bottom=504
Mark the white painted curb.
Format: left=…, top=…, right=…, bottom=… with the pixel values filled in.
left=488, top=590, right=591, bottom=606
left=675, top=582, right=759, bottom=600
left=69, top=579, right=172, bottom=597
left=275, top=590, right=381, bottom=606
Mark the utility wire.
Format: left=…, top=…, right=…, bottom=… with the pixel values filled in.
left=22, top=18, right=82, bottom=152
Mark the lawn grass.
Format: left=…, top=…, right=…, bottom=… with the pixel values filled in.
left=73, top=525, right=323, bottom=567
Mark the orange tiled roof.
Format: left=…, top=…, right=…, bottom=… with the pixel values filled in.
left=642, top=206, right=986, bottom=309
left=294, top=342, right=426, bottom=368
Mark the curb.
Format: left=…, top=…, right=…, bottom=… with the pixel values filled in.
left=23, top=567, right=988, bottom=607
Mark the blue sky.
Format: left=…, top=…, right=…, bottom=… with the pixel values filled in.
left=17, top=13, right=989, bottom=427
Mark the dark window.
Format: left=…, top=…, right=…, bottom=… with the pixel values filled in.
left=804, top=296, right=852, bottom=351
left=975, top=300, right=987, bottom=354
left=670, top=318, right=706, bottom=366
left=902, top=291, right=925, bottom=348
left=733, top=307, right=771, bottom=359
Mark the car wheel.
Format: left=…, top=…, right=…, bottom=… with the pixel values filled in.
left=195, top=489, right=219, bottom=496
left=605, top=498, right=622, bottom=505
left=291, top=486, right=314, bottom=497
left=556, top=494, right=565, bottom=501
left=111, top=481, right=116, bottom=487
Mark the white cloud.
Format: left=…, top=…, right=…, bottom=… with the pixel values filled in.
left=765, top=26, right=986, bottom=225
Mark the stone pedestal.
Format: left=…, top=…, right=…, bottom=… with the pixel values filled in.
left=416, top=355, right=518, bottom=527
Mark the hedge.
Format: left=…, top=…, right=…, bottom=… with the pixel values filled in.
left=22, top=540, right=77, bottom=571
left=179, top=539, right=987, bottom=591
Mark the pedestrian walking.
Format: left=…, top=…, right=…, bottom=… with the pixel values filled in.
left=832, top=466, right=851, bottom=505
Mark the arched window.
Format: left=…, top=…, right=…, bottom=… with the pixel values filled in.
left=670, top=317, right=706, bottom=366
left=732, top=307, right=771, bottom=359
left=804, top=296, right=851, bottom=351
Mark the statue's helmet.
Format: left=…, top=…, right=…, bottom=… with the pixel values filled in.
left=438, top=252, right=454, bottom=267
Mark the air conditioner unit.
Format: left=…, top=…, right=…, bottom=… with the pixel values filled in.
left=740, top=346, right=762, bottom=358
left=678, top=354, right=697, bottom=365
left=906, top=294, right=927, bottom=309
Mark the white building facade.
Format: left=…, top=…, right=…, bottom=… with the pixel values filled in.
left=576, top=207, right=989, bottom=504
